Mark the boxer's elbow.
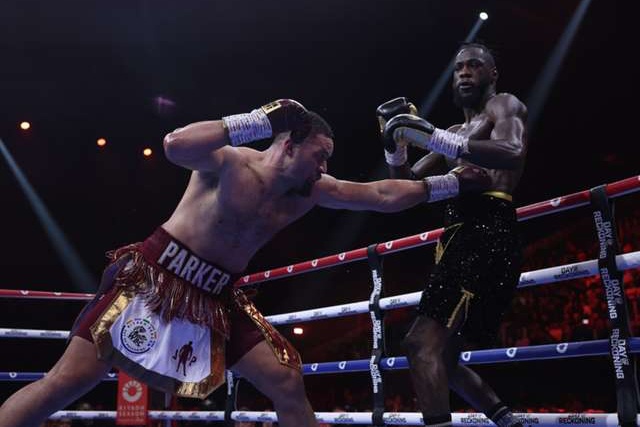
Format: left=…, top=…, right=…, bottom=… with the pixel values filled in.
left=163, top=130, right=186, bottom=162
left=502, top=144, right=526, bottom=169
left=481, top=140, right=524, bottom=169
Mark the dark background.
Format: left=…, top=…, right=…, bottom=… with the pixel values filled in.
left=0, top=0, right=634, bottom=413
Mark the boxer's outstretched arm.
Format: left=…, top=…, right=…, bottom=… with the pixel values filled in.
left=313, top=167, right=489, bottom=212
left=313, top=174, right=430, bottom=212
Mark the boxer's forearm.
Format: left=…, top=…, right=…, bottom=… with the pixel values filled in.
left=362, top=175, right=458, bottom=212
left=369, top=179, right=430, bottom=212
left=461, top=137, right=524, bottom=169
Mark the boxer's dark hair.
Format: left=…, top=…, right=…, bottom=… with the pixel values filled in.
left=456, top=42, right=497, bottom=68
left=274, top=110, right=334, bottom=144
left=306, top=111, right=334, bottom=140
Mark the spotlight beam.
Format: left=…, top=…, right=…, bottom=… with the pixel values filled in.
left=526, top=0, right=593, bottom=133
left=0, top=138, right=96, bottom=292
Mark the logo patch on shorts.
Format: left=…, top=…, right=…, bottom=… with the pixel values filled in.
left=120, top=318, right=158, bottom=354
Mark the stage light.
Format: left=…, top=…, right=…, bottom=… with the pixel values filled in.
left=527, top=0, right=592, bottom=133
left=19, top=121, right=31, bottom=130
left=97, top=138, right=107, bottom=147
left=293, top=327, right=304, bottom=335
left=143, top=148, right=153, bottom=157
left=479, top=12, right=489, bottom=20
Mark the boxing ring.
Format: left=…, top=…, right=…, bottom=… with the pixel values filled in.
left=1, top=175, right=639, bottom=426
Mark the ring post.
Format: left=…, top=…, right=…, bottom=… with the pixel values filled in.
left=590, top=185, right=639, bottom=426
left=367, top=244, right=386, bottom=426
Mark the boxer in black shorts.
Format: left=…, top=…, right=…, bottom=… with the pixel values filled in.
left=378, top=42, right=528, bottom=427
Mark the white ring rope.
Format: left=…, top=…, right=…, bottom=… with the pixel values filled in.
left=2, top=250, right=637, bottom=338
left=45, top=410, right=637, bottom=426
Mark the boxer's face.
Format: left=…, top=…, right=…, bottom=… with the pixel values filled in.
left=289, top=133, right=333, bottom=196
left=452, top=47, right=496, bottom=108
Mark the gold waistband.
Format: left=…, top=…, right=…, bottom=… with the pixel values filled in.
left=482, top=191, right=513, bottom=202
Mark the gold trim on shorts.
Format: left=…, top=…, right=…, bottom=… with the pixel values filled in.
left=434, top=222, right=463, bottom=264
left=482, top=191, right=513, bottom=202
left=446, top=288, right=475, bottom=329
left=232, top=289, right=302, bottom=371
left=90, top=289, right=226, bottom=399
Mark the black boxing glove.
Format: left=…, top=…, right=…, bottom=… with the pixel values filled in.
left=376, top=98, right=417, bottom=166
left=376, top=97, right=418, bottom=138
left=384, top=114, right=470, bottom=159
left=382, top=114, right=435, bottom=148
left=223, top=99, right=312, bottom=146
left=381, top=114, right=434, bottom=166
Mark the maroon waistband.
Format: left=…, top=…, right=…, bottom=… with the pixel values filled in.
left=140, top=227, right=239, bottom=296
